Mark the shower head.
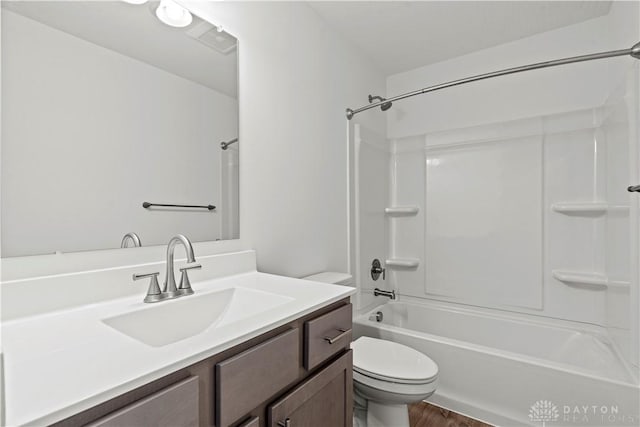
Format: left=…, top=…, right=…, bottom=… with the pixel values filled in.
left=368, top=94, right=392, bottom=112
left=632, top=41, right=640, bottom=59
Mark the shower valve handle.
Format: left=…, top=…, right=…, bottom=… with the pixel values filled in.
left=371, top=259, right=385, bottom=281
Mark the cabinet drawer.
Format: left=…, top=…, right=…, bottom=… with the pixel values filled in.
left=216, top=328, right=300, bottom=427
left=304, top=304, right=352, bottom=370
left=86, top=376, right=199, bottom=427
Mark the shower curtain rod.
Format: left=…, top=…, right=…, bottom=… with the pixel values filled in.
left=345, top=41, right=640, bottom=120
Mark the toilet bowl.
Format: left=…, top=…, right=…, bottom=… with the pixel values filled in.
left=302, top=272, right=439, bottom=427
left=351, top=336, right=438, bottom=427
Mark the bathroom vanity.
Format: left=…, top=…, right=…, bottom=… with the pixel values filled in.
left=57, top=301, right=353, bottom=427
left=1, top=250, right=355, bottom=427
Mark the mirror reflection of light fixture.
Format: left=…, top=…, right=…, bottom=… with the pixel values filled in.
left=155, top=0, right=193, bottom=28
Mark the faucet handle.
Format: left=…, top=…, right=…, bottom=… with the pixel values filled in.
left=177, top=263, right=202, bottom=296
left=133, top=272, right=165, bottom=303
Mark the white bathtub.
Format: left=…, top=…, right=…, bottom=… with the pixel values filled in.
left=353, top=300, right=640, bottom=426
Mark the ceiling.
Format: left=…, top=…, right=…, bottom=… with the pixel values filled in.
left=308, top=1, right=613, bottom=75
left=2, top=1, right=238, bottom=98
left=4, top=1, right=612, bottom=91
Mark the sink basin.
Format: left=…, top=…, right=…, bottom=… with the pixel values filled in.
left=102, top=287, right=293, bottom=347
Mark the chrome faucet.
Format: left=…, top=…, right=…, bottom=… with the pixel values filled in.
left=163, top=234, right=200, bottom=298
left=132, top=234, right=201, bottom=303
left=121, top=232, right=142, bottom=248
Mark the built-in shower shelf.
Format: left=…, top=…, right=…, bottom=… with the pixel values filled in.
left=385, top=206, right=419, bottom=216
left=552, top=270, right=630, bottom=288
left=385, top=258, right=420, bottom=268
left=551, top=202, right=630, bottom=215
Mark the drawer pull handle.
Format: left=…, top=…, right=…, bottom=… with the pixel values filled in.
left=323, top=328, right=351, bottom=344
left=278, top=418, right=291, bottom=427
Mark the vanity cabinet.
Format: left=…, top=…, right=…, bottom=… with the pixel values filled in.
left=53, top=300, right=352, bottom=427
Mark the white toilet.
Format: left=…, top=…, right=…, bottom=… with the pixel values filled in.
left=303, top=272, right=439, bottom=427
left=351, top=336, right=438, bottom=427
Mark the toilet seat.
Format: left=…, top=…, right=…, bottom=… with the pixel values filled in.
left=354, top=366, right=437, bottom=385
left=351, top=337, right=438, bottom=385
left=353, top=369, right=437, bottom=400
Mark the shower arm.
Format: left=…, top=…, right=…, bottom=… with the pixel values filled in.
left=346, top=41, right=640, bottom=120
left=220, top=138, right=238, bottom=150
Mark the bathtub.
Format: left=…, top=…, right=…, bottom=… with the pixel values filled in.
left=353, top=300, right=640, bottom=426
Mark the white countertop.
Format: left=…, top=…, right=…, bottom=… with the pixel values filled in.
left=1, top=272, right=355, bottom=426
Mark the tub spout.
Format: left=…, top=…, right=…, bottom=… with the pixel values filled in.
left=374, top=288, right=396, bottom=300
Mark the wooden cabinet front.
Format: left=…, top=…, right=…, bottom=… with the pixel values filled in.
left=236, top=416, right=260, bottom=427
left=268, top=350, right=353, bottom=427
left=304, top=304, right=352, bottom=370
left=86, top=376, right=199, bottom=427
left=216, top=328, right=300, bottom=427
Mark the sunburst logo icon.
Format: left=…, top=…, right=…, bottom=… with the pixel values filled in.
left=529, top=400, right=559, bottom=426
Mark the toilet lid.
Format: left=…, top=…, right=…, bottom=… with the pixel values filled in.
left=351, top=337, right=438, bottom=384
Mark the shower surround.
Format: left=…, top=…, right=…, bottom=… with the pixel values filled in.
left=352, top=80, right=640, bottom=427
left=350, top=3, right=639, bottom=425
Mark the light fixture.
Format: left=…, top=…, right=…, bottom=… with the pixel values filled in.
left=121, top=0, right=149, bottom=4
left=155, top=0, right=192, bottom=28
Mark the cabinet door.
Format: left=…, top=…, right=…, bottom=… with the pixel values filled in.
left=216, top=328, right=300, bottom=427
left=268, top=351, right=352, bottom=427
left=237, top=416, right=260, bottom=427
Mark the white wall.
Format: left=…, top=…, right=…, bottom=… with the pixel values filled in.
left=352, top=124, right=389, bottom=311
left=1, top=10, right=238, bottom=256
left=602, top=70, right=639, bottom=368
left=182, top=1, right=386, bottom=278
left=386, top=4, right=638, bottom=138
left=604, top=0, right=640, bottom=372
left=1, top=2, right=385, bottom=281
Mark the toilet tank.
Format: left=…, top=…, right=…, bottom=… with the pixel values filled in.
left=302, top=272, right=353, bottom=286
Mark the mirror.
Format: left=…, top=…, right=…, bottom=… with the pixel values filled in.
left=1, top=1, right=239, bottom=257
